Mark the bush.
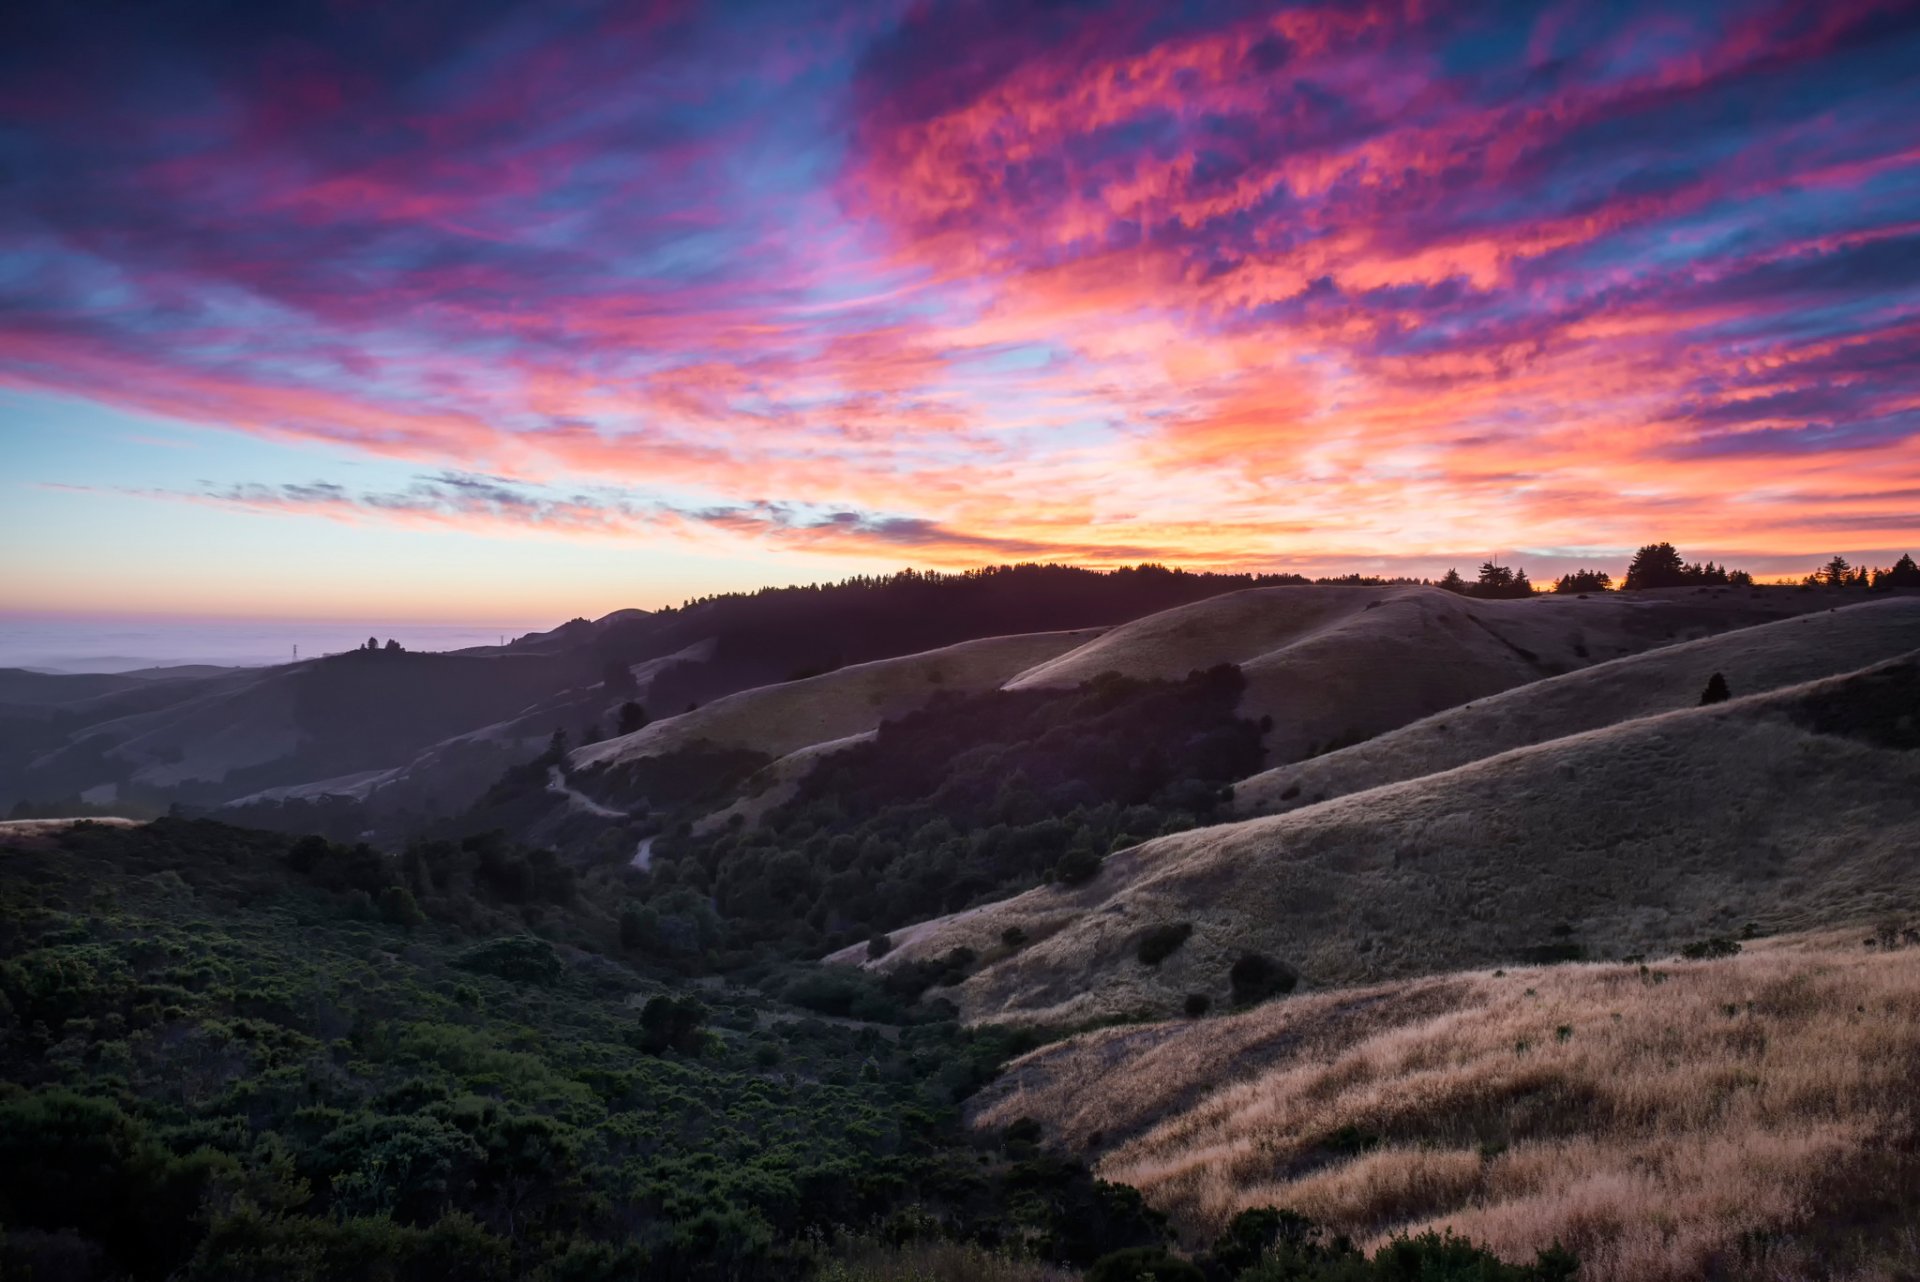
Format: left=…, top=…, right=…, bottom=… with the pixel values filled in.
left=635, top=994, right=706, bottom=1055
left=1229, top=953, right=1298, bottom=1006
left=1086, top=1246, right=1204, bottom=1282
left=1700, top=672, right=1731, bottom=705
left=866, top=933, right=893, bottom=960
left=453, top=936, right=563, bottom=985
left=1054, top=848, right=1103, bottom=886
left=1680, top=936, right=1741, bottom=960
left=1136, top=922, right=1194, bottom=966
left=1183, top=993, right=1211, bottom=1017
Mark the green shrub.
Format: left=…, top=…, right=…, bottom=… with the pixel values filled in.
left=453, top=936, right=563, bottom=985
left=1087, top=1245, right=1204, bottom=1282
left=1680, top=936, right=1741, bottom=960
left=1136, top=922, right=1193, bottom=966
left=1054, top=848, right=1103, bottom=886
left=1229, top=953, right=1298, bottom=1006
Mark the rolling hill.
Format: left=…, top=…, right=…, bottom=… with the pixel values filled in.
left=1006, top=584, right=1843, bottom=767
left=849, top=651, right=1920, bottom=1026
left=1233, top=595, right=1920, bottom=817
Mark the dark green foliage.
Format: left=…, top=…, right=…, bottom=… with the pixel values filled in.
left=634, top=994, right=706, bottom=1055
left=867, top=932, right=893, bottom=959
left=1088, top=1245, right=1207, bottom=1282
left=661, top=664, right=1263, bottom=958
left=1681, top=936, right=1742, bottom=960
left=615, top=700, right=649, bottom=735
left=1055, top=847, right=1105, bottom=886
left=1517, top=942, right=1586, bottom=965
left=0, top=819, right=1167, bottom=1280
left=453, top=935, right=564, bottom=985
left=1137, top=922, right=1194, bottom=966
left=1229, top=953, right=1298, bottom=1006
left=1700, top=672, right=1731, bottom=705
left=1201, top=1208, right=1578, bottom=1282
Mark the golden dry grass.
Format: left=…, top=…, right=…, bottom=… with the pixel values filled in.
left=572, top=629, right=1095, bottom=769
left=975, top=932, right=1920, bottom=1281
left=861, top=655, right=1920, bottom=1026
left=1007, top=584, right=1847, bottom=768
left=1235, top=595, right=1920, bottom=819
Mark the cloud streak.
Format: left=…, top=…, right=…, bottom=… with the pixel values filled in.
left=3, top=0, right=1918, bottom=576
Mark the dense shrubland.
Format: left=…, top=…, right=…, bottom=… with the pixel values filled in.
left=635, top=665, right=1265, bottom=961
left=0, top=821, right=1181, bottom=1279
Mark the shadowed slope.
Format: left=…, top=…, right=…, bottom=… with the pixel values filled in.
left=1234, top=595, right=1920, bottom=817
left=849, top=653, right=1920, bottom=1026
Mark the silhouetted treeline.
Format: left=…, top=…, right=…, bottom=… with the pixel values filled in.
left=1803, top=552, right=1920, bottom=590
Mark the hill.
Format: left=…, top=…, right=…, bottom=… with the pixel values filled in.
left=1, top=564, right=1294, bottom=819
left=1234, top=595, right=1920, bottom=816
left=848, top=652, right=1920, bottom=1025
left=1007, top=584, right=1841, bottom=766
left=969, top=929, right=1920, bottom=1281
left=574, top=629, right=1097, bottom=778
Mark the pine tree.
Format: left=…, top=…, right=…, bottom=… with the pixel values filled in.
left=1700, top=672, right=1731, bottom=705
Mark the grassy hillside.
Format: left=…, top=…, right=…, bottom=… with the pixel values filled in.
left=1008, top=585, right=1842, bottom=767
left=576, top=630, right=1097, bottom=777
left=973, top=930, right=1920, bottom=1282
left=1235, top=595, right=1920, bottom=817
left=855, top=653, right=1920, bottom=1025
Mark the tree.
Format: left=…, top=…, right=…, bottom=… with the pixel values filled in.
left=1438, top=568, right=1466, bottom=594
left=1700, top=672, right=1730, bottom=705
left=367, top=636, right=380, bottom=651
left=602, top=658, right=637, bottom=694
left=383, top=638, right=403, bottom=651
left=1476, top=561, right=1514, bottom=594
left=616, top=701, right=649, bottom=736
left=1553, top=569, right=1612, bottom=594
left=1512, top=567, right=1533, bottom=596
left=1624, top=542, right=1686, bottom=590
left=1878, top=553, right=1920, bottom=588
left=1823, top=555, right=1852, bottom=587
left=1729, top=569, right=1754, bottom=587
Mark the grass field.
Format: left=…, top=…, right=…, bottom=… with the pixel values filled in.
left=976, top=930, right=1920, bottom=1281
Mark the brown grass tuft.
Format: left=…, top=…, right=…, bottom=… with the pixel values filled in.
left=977, top=933, right=1920, bottom=1281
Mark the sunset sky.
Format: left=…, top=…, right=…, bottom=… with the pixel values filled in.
left=3, top=0, right=1917, bottom=621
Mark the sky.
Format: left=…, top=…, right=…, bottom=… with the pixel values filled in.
left=2, top=0, right=1918, bottom=623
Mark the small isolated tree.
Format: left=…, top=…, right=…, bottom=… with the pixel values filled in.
left=616, top=701, right=649, bottom=736
left=866, top=932, right=892, bottom=960
left=383, top=638, right=402, bottom=652
left=602, top=657, right=637, bottom=694
left=366, top=635, right=380, bottom=651
left=1822, top=555, right=1852, bottom=587
left=1229, top=952, right=1299, bottom=1006
left=1053, top=847, right=1103, bottom=886
left=1700, top=672, right=1730, bottom=705
left=1137, top=922, right=1194, bottom=966
left=1438, top=567, right=1467, bottom=594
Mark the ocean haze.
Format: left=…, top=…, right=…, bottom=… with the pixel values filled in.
left=0, top=615, right=553, bottom=673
